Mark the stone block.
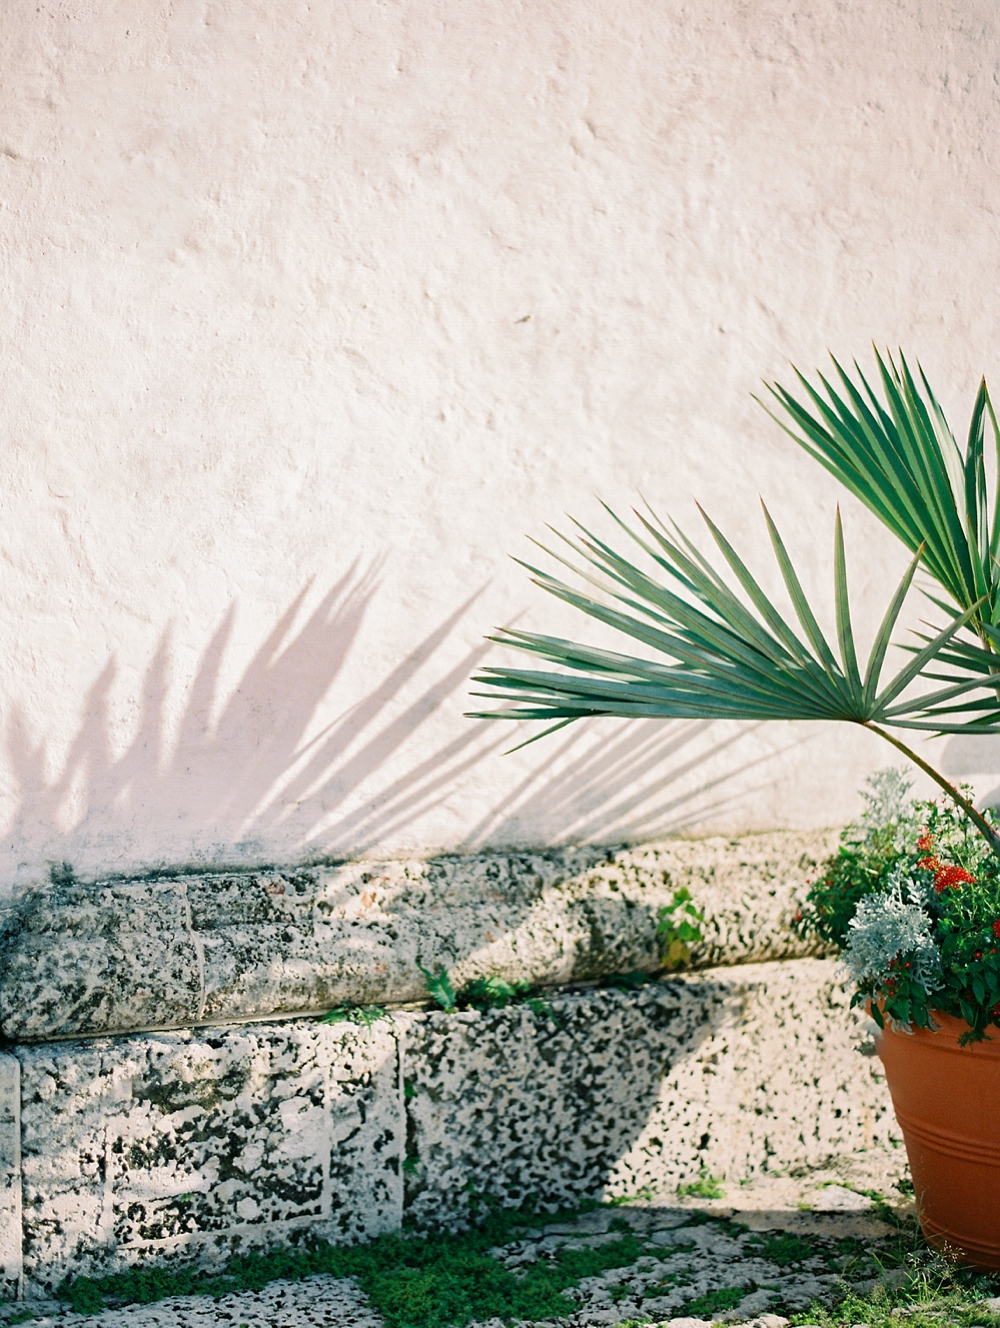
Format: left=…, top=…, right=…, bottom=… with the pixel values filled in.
left=0, top=831, right=836, bottom=1039
left=0, top=1057, right=21, bottom=1300
left=16, top=1019, right=403, bottom=1295
left=4, top=957, right=896, bottom=1294
left=402, top=958, right=896, bottom=1228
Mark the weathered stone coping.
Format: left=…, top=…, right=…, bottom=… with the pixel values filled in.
left=0, top=830, right=837, bottom=1042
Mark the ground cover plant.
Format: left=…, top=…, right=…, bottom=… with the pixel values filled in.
left=52, top=1201, right=686, bottom=1323
left=51, top=1184, right=1000, bottom=1328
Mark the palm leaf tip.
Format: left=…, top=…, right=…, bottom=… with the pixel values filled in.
left=767, top=348, right=1000, bottom=632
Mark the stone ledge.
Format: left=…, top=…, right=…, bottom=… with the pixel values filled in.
left=0, top=830, right=836, bottom=1041
left=6, top=957, right=893, bottom=1295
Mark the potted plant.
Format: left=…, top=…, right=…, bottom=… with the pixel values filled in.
left=798, top=770, right=1000, bottom=1267
left=469, top=351, right=1000, bottom=1267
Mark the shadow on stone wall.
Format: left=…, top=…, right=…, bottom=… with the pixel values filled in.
left=461, top=716, right=808, bottom=847
left=400, top=969, right=892, bottom=1228
left=0, top=567, right=810, bottom=887
left=1, top=565, right=501, bottom=882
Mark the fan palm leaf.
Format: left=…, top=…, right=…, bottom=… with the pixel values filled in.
left=469, top=502, right=1000, bottom=854
left=760, top=349, right=1000, bottom=641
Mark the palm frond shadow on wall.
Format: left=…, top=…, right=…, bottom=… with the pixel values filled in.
left=0, top=563, right=806, bottom=887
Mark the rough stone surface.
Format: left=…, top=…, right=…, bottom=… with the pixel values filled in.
left=403, top=960, right=896, bottom=1229
left=0, top=1150, right=917, bottom=1326
left=4, top=957, right=893, bottom=1295
left=16, top=1021, right=403, bottom=1296
left=0, top=1057, right=20, bottom=1301
left=0, top=947, right=907, bottom=1299
left=0, top=1275, right=381, bottom=1326
left=0, top=832, right=835, bottom=1039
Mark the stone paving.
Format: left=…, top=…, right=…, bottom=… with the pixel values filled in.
left=0, top=1148, right=946, bottom=1328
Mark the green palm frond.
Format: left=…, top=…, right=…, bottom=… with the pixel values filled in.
left=468, top=503, right=1000, bottom=740
left=760, top=349, right=1000, bottom=635
left=472, top=348, right=1000, bottom=857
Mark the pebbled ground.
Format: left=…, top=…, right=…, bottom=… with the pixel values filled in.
left=0, top=1149, right=937, bottom=1328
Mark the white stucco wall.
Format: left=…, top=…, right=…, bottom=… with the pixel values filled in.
left=1, top=0, right=999, bottom=887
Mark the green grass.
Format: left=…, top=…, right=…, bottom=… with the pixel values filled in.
left=681, top=1285, right=748, bottom=1316
left=53, top=1202, right=692, bottom=1326
left=785, top=1212, right=1000, bottom=1328
left=791, top=1284, right=1000, bottom=1328
left=51, top=1182, right=1000, bottom=1328
left=744, top=1231, right=820, bottom=1266
left=677, top=1170, right=725, bottom=1199
left=317, top=1004, right=387, bottom=1028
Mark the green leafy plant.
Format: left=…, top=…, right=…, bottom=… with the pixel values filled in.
left=762, top=349, right=1000, bottom=646
left=745, top=1231, right=817, bottom=1266
left=318, top=1004, right=387, bottom=1028
left=802, top=775, right=1000, bottom=1042
left=681, top=1285, right=747, bottom=1315
left=420, top=966, right=565, bottom=1022
left=677, top=1169, right=725, bottom=1199
left=601, top=968, right=650, bottom=990
left=524, top=994, right=561, bottom=1023
left=657, top=886, right=706, bottom=969
left=795, top=768, right=922, bottom=949
left=53, top=1199, right=698, bottom=1327
left=419, top=964, right=457, bottom=1013
left=469, top=352, right=1000, bottom=861
left=456, top=975, right=532, bottom=1010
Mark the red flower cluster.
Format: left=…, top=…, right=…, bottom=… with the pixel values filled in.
left=931, top=863, right=976, bottom=893
left=993, top=919, right=1000, bottom=940
left=916, top=830, right=975, bottom=893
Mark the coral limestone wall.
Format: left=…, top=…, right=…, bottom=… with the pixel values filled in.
left=0, top=832, right=836, bottom=1040
left=2, top=960, right=895, bottom=1298
left=2, top=2, right=1000, bottom=886
left=0, top=833, right=894, bottom=1296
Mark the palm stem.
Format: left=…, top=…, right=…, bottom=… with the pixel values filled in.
left=863, top=721, right=1000, bottom=857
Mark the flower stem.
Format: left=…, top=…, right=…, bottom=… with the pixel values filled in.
left=864, top=721, right=1000, bottom=858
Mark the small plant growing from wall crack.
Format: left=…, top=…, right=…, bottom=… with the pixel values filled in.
left=420, top=966, right=562, bottom=1022
left=657, top=886, right=706, bottom=969
left=418, top=964, right=457, bottom=1012
left=457, top=974, right=532, bottom=1009
left=317, top=1003, right=387, bottom=1028
left=600, top=969, right=651, bottom=990
left=677, top=1168, right=725, bottom=1200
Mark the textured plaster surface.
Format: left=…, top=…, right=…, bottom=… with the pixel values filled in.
left=0, top=833, right=836, bottom=1039
left=2, top=3, right=1000, bottom=886
left=403, top=960, right=895, bottom=1230
left=8, top=958, right=892, bottom=1292
left=16, top=1022, right=402, bottom=1295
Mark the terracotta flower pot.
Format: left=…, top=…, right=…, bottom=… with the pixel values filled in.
left=875, top=1009, right=1000, bottom=1269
